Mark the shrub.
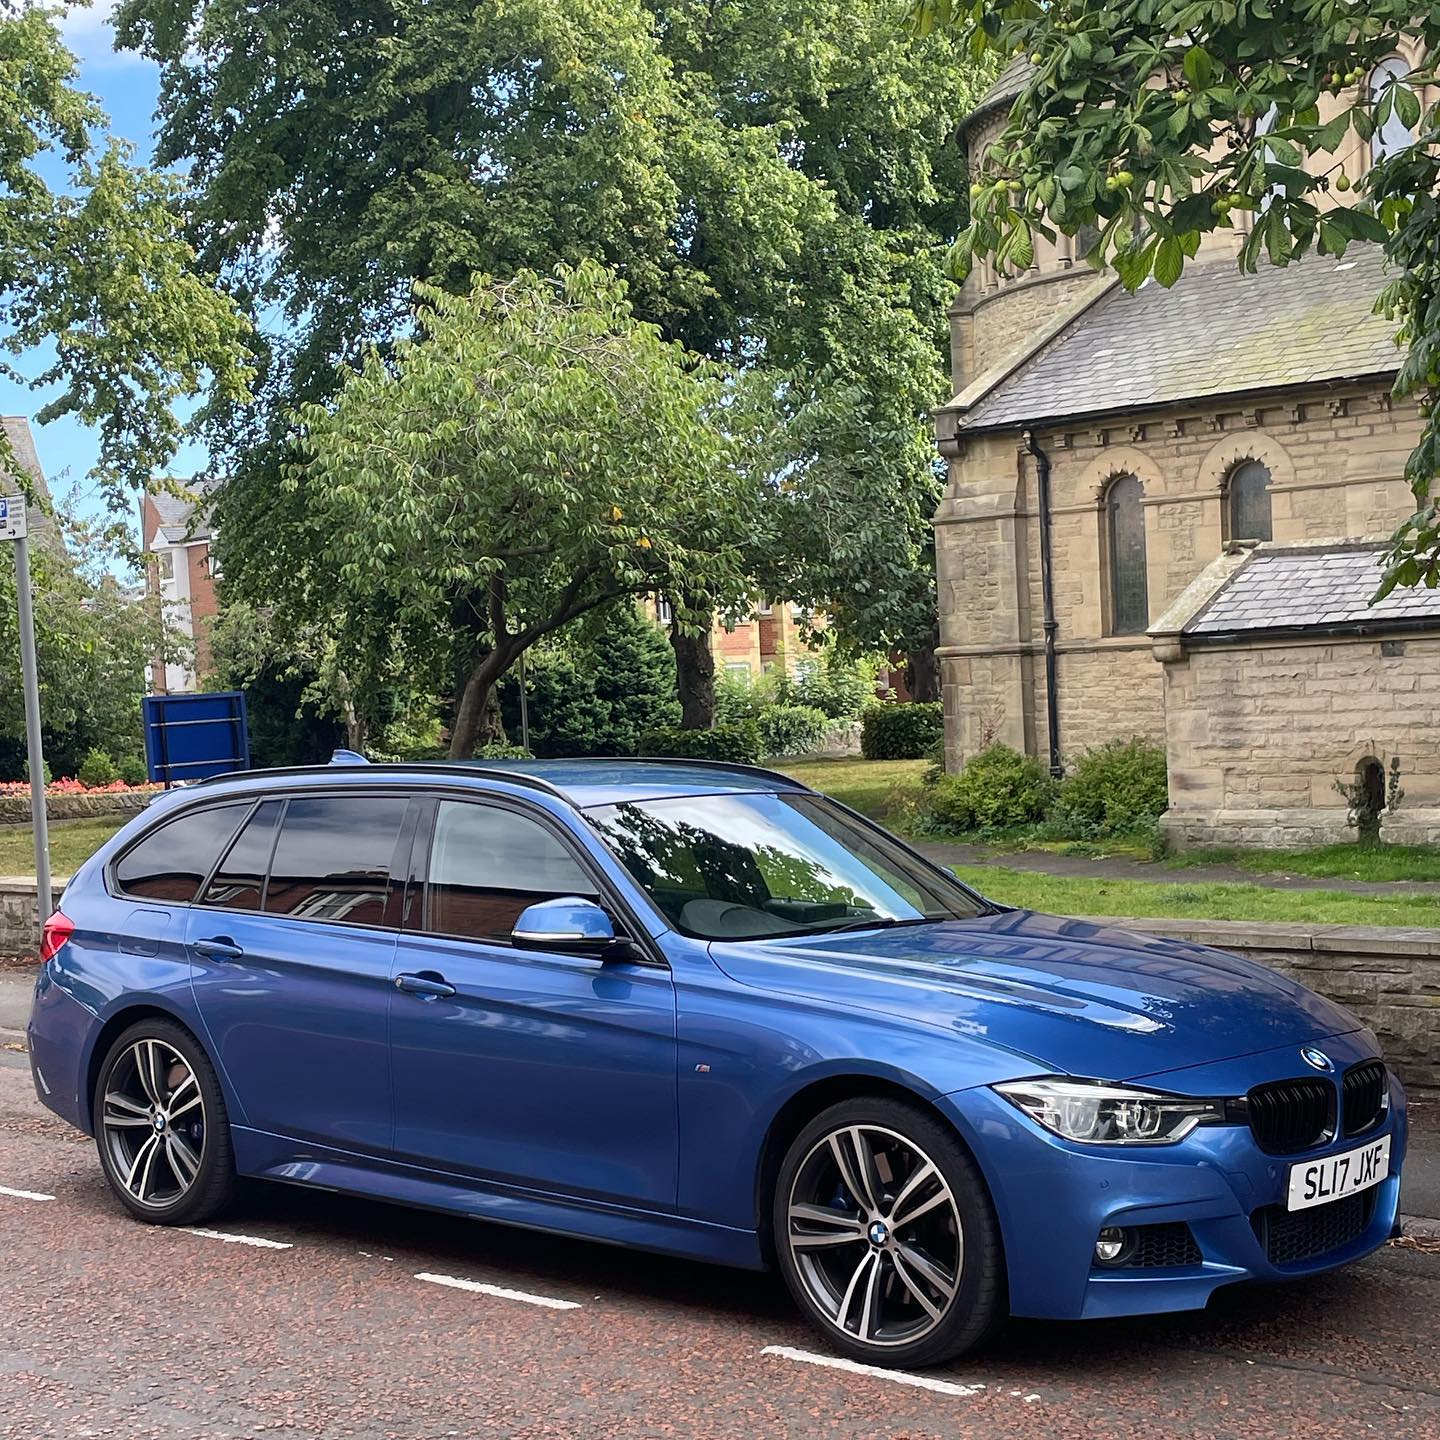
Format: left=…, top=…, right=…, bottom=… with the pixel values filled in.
left=639, top=722, right=761, bottom=764
left=117, top=755, right=149, bottom=786
left=860, top=702, right=944, bottom=760
left=1057, top=737, right=1169, bottom=836
left=789, top=654, right=877, bottom=720
left=713, top=668, right=778, bottom=725
left=758, top=704, right=832, bottom=758
left=926, top=744, right=1057, bottom=832
left=476, top=742, right=532, bottom=760
left=76, top=749, right=120, bottom=789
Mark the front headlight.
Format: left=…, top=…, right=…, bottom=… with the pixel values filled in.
left=993, top=1077, right=1228, bottom=1145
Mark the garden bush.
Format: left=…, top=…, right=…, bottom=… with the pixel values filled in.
left=117, top=755, right=149, bottom=786
left=1057, top=737, right=1169, bottom=836
left=639, top=722, right=761, bottom=764
left=788, top=654, right=877, bottom=720
left=476, top=742, right=533, bottom=760
left=757, top=704, right=832, bottom=758
left=860, top=702, right=944, bottom=760
left=926, top=744, right=1057, bottom=832
left=76, top=749, right=120, bottom=788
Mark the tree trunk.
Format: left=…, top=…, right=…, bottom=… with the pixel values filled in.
left=449, top=650, right=510, bottom=758
left=905, top=633, right=941, bottom=703
left=670, top=608, right=716, bottom=730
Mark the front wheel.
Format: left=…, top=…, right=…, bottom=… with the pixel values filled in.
left=93, top=1018, right=235, bottom=1225
left=773, top=1097, right=1005, bottom=1368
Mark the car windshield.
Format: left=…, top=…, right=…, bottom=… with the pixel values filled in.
left=586, top=791, right=987, bottom=941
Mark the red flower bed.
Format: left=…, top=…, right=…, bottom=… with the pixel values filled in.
left=0, top=779, right=163, bottom=798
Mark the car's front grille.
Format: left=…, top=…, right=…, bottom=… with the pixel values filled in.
left=1252, top=1190, right=1375, bottom=1267
left=1246, top=1077, right=1334, bottom=1154
left=1342, top=1060, right=1388, bottom=1137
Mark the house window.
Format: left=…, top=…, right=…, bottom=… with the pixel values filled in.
left=756, top=598, right=774, bottom=617
left=154, top=549, right=175, bottom=583
left=654, top=593, right=673, bottom=625
left=1105, top=474, right=1149, bottom=635
left=1227, top=460, right=1273, bottom=542
left=1369, top=56, right=1415, bottom=162
left=724, top=662, right=753, bottom=683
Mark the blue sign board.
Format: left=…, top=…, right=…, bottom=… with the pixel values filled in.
left=142, top=691, right=251, bottom=785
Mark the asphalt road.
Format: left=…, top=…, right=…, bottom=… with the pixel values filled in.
left=3, top=1045, right=1440, bottom=1439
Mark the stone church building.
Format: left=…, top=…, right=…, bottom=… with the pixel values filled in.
left=934, top=50, right=1440, bottom=848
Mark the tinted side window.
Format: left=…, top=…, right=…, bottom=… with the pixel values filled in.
left=199, top=800, right=283, bottom=912
left=426, top=801, right=597, bottom=942
left=113, top=804, right=250, bottom=903
left=265, top=796, right=408, bottom=926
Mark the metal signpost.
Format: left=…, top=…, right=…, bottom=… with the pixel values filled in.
left=1, top=495, right=51, bottom=920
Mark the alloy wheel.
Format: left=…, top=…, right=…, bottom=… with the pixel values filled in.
left=100, top=1038, right=207, bottom=1209
left=786, top=1123, right=963, bottom=1348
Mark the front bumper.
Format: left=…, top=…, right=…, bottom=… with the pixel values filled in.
left=942, top=1031, right=1407, bottom=1321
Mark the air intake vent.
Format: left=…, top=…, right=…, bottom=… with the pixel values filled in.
left=1252, top=1190, right=1374, bottom=1267
left=1246, top=1077, right=1333, bottom=1155
left=1342, top=1060, right=1387, bottom=1137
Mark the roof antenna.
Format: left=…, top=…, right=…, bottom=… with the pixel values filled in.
left=329, top=748, right=370, bottom=766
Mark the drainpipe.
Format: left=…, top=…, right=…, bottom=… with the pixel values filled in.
left=1023, top=430, right=1063, bottom=779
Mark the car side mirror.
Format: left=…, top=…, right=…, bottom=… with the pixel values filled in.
left=512, top=897, right=625, bottom=957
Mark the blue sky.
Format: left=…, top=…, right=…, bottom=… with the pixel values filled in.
left=0, top=4, right=191, bottom=529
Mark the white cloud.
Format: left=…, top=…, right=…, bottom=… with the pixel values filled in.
left=56, top=1, right=148, bottom=70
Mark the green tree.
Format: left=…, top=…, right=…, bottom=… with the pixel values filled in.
left=113, top=0, right=991, bottom=708
left=283, top=263, right=764, bottom=758
left=913, top=0, right=1438, bottom=594
left=0, top=5, right=250, bottom=517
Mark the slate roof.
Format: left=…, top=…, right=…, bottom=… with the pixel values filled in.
left=149, top=479, right=218, bottom=545
left=965, top=55, right=1035, bottom=130
left=957, top=245, right=1400, bottom=432
left=1185, top=543, right=1440, bottom=638
left=1, top=417, right=54, bottom=530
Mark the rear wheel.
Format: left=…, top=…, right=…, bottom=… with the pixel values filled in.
left=94, top=1018, right=235, bottom=1225
left=773, top=1097, right=1004, bottom=1368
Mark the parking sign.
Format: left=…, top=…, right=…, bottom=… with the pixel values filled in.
left=0, top=495, right=27, bottom=541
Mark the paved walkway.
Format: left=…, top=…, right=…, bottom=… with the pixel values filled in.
left=918, top=841, right=1440, bottom=896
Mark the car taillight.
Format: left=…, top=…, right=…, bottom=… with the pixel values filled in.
left=39, top=911, right=74, bottom=964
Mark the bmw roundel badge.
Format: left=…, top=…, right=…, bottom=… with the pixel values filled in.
left=1300, top=1046, right=1334, bottom=1072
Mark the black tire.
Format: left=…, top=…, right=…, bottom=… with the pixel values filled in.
left=93, top=1017, right=236, bottom=1225
left=772, top=1096, right=1005, bottom=1369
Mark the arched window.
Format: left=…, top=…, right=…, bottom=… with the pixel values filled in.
left=1105, top=474, right=1149, bottom=635
left=1227, top=460, right=1273, bottom=542
left=1369, top=56, right=1415, bottom=162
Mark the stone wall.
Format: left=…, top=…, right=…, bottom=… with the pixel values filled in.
left=0, top=791, right=154, bottom=826
left=1158, top=632, right=1440, bottom=849
left=935, top=382, right=1423, bottom=772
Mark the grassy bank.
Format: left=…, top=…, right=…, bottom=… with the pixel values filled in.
left=775, top=757, right=928, bottom=825
left=0, top=817, right=127, bottom=876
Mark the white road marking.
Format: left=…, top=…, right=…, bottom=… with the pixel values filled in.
left=415, top=1271, right=581, bottom=1311
left=182, top=1227, right=293, bottom=1250
left=0, top=1185, right=55, bottom=1202
left=761, top=1345, right=989, bottom=1398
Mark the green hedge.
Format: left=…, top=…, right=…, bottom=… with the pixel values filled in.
left=860, top=702, right=944, bottom=760
left=1057, top=737, right=1168, bottom=835
left=927, top=744, right=1057, bottom=832
left=639, top=722, right=762, bottom=764
left=758, top=704, right=832, bottom=758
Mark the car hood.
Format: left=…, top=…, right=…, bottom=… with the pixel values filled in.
left=708, top=909, right=1360, bottom=1082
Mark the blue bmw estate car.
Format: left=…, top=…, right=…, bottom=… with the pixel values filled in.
left=29, top=757, right=1406, bottom=1367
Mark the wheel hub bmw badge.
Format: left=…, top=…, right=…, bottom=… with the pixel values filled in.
left=1300, top=1046, right=1334, bottom=1072
left=867, top=1219, right=890, bottom=1247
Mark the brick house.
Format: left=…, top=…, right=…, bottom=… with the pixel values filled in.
left=933, top=48, right=1439, bottom=847
left=141, top=482, right=220, bottom=693
left=1, top=417, right=55, bottom=538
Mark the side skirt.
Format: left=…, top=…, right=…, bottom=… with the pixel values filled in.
left=231, top=1126, right=766, bottom=1270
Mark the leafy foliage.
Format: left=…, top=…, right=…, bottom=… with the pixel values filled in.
left=788, top=651, right=882, bottom=720
left=1057, top=738, right=1170, bottom=837
left=285, top=264, right=765, bottom=756
left=757, top=704, right=833, bottom=758
left=116, top=755, right=149, bottom=786
left=499, top=603, right=681, bottom=758
left=0, top=7, right=250, bottom=521
left=860, top=702, right=945, bottom=760
left=638, top=723, right=763, bottom=765
left=912, top=0, right=1439, bottom=594
left=76, top=749, right=119, bottom=789
left=927, top=743, right=1057, bottom=831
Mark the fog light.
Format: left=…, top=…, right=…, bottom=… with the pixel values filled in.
left=1095, top=1227, right=1129, bottom=1263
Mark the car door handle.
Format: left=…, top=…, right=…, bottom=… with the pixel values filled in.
left=395, top=972, right=456, bottom=999
left=193, top=937, right=244, bottom=961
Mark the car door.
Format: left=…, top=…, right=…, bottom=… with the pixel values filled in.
left=388, top=795, right=678, bottom=1210
left=186, top=790, right=415, bottom=1155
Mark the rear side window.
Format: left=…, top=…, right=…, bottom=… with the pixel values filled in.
left=113, top=804, right=250, bottom=903
left=199, top=800, right=283, bottom=912
left=265, top=795, right=408, bottom=926
left=426, top=800, right=597, bottom=942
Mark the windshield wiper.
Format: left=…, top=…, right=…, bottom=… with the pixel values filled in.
left=815, top=915, right=938, bottom=936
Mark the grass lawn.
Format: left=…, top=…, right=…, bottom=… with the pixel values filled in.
left=775, top=757, right=929, bottom=824
left=949, top=864, right=1440, bottom=928
left=1165, top=842, right=1440, bottom=884
left=0, top=817, right=128, bottom=876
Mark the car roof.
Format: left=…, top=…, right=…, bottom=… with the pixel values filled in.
left=185, top=756, right=811, bottom=810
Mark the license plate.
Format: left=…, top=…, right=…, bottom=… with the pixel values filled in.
left=1287, top=1136, right=1391, bottom=1212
